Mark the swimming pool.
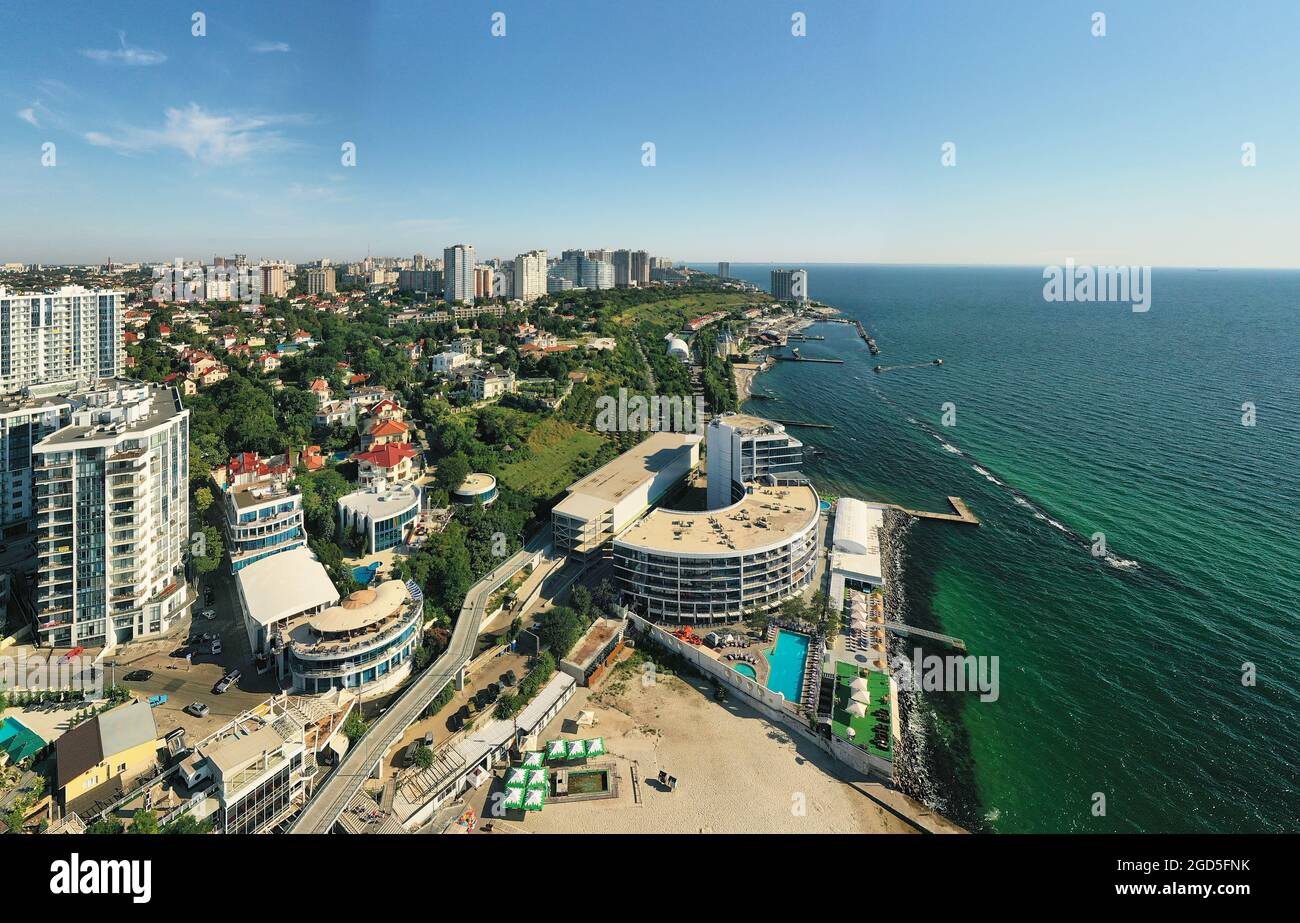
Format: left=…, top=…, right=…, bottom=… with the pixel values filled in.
left=733, top=663, right=757, bottom=680
left=763, top=629, right=811, bottom=701
left=352, top=562, right=380, bottom=586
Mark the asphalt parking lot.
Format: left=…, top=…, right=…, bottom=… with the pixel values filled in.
left=107, top=569, right=277, bottom=740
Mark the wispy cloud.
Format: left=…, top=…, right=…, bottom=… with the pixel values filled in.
left=81, top=31, right=166, bottom=66
left=16, top=107, right=38, bottom=127
left=251, top=41, right=291, bottom=54
left=84, top=103, right=305, bottom=165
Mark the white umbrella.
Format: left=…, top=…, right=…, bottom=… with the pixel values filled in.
left=845, top=700, right=868, bottom=718
left=849, top=676, right=870, bottom=693
left=846, top=726, right=857, bottom=738
left=851, top=689, right=871, bottom=705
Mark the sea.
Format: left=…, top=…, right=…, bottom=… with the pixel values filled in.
left=692, top=263, right=1300, bottom=833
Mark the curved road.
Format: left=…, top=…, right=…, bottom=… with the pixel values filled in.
left=288, top=525, right=552, bottom=834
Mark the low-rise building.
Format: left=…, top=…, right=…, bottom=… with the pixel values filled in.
left=55, top=700, right=161, bottom=815
left=337, top=479, right=421, bottom=553
left=469, top=367, right=516, bottom=402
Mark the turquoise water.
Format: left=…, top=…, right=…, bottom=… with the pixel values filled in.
left=352, top=562, right=380, bottom=586
left=763, top=629, right=811, bottom=701
left=733, top=663, right=757, bottom=679
left=704, top=264, right=1300, bottom=833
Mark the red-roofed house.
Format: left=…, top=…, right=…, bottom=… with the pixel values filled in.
left=353, top=442, right=418, bottom=486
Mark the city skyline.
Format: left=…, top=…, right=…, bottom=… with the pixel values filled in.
left=3, top=0, right=1298, bottom=267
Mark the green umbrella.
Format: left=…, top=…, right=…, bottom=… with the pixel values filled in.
left=501, top=786, right=525, bottom=810
left=526, top=768, right=548, bottom=789
left=585, top=737, right=606, bottom=758
left=566, top=738, right=587, bottom=759
left=523, top=787, right=545, bottom=811
left=505, top=767, right=529, bottom=788
left=546, top=738, right=568, bottom=761
left=522, top=750, right=545, bottom=768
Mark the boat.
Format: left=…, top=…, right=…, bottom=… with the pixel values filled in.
left=933, top=358, right=944, bottom=365
left=791, top=347, right=800, bottom=359
left=873, top=365, right=883, bottom=373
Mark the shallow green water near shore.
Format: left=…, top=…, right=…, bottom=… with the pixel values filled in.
left=707, top=264, right=1300, bottom=833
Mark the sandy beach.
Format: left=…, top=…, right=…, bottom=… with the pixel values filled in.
left=488, top=667, right=918, bottom=834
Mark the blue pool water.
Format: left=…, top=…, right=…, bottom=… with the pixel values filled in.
left=819, top=499, right=831, bottom=512
left=733, top=663, right=757, bottom=680
left=352, top=562, right=380, bottom=586
left=763, top=629, right=811, bottom=701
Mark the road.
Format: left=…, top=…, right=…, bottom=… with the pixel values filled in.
left=287, top=525, right=552, bottom=834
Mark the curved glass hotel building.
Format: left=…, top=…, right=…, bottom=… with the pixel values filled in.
left=287, top=580, right=423, bottom=699
left=613, top=479, right=820, bottom=623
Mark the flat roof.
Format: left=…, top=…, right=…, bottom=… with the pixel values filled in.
left=456, top=473, right=496, bottom=494
left=35, top=380, right=186, bottom=449
left=237, top=546, right=339, bottom=627
left=710, top=412, right=783, bottom=434
left=564, top=618, right=623, bottom=670
left=561, top=431, right=698, bottom=506
left=339, top=481, right=420, bottom=519
left=617, top=482, right=818, bottom=554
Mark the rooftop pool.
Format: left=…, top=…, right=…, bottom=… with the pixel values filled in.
left=733, top=662, right=757, bottom=680
left=352, top=562, right=380, bottom=586
left=763, top=629, right=811, bottom=702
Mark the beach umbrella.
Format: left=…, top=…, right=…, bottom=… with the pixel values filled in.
left=523, top=788, right=545, bottom=811
left=502, top=786, right=525, bottom=810
left=526, top=769, right=548, bottom=789
left=851, top=689, right=871, bottom=705
left=566, top=738, right=587, bottom=759
left=846, top=726, right=857, bottom=739
left=546, top=738, right=568, bottom=760
left=506, top=767, right=528, bottom=788
left=849, top=676, right=870, bottom=693
left=585, top=737, right=606, bottom=758
left=846, top=700, right=868, bottom=718
left=522, top=751, right=545, bottom=768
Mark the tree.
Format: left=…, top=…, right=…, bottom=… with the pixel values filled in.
left=414, top=746, right=435, bottom=770
left=343, top=710, right=369, bottom=743
left=194, top=486, right=214, bottom=516
left=193, top=525, right=224, bottom=575
left=163, top=814, right=214, bottom=834
left=127, top=810, right=160, bottom=834
left=570, top=584, right=593, bottom=621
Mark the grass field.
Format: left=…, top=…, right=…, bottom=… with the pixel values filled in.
left=612, top=292, right=760, bottom=330
left=499, top=417, right=606, bottom=499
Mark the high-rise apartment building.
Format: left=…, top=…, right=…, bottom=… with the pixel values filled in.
left=631, top=251, right=651, bottom=287
left=474, top=266, right=495, bottom=301
left=260, top=265, right=289, bottom=298
left=32, top=380, right=191, bottom=650
left=444, top=244, right=476, bottom=303
left=718, top=262, right=730, bottom=279
left=0, top=286, right=124, bottom=394
left=770, top=269, right=809, bottom=303
left=0, top=388, right=74, bottom=530
left=612, top=250, right=633, bottom=288
left=512, top=250, right=548, bottom=301
left=305, top=268, right=336, bottom=295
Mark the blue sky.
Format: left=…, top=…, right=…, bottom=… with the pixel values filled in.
left=1, top=0, right=1297, bottom=266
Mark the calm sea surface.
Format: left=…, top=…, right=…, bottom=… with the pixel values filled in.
left=695, top=263, right=1300, bottom=833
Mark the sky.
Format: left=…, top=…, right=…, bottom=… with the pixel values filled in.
left=1, top=0, right=1297, bottom=267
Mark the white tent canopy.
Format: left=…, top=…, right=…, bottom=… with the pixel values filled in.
left=845, top=700, right=868, bottom=718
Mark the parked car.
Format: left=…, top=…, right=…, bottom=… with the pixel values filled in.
left=504, top=670, right=518, bottom=686
left=422, top=731, right=435, bottom=749
left=184, top=702, right=210, bottom=718
left=204, top=586, right=215, bottom=604
left=211, top=641, right=223, bottom=656
left=147, top=694, right=168, bottom=708
left=487, top=682, right=501, bottom=698
left=213, top=670, right=240, bottom=694
left=124, top=669, right=153, bottom=682
left=499, top=671, right=514, bottom=688
left=448, top=713, right=463, bottom=732
left=170, top=646, right=191, bottom=659
left=403, top=741, right=423, bottom=768
left=201, top=608, right=216, bottom=621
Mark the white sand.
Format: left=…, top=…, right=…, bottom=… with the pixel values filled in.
left=506, top=670, right=916, bottom=834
